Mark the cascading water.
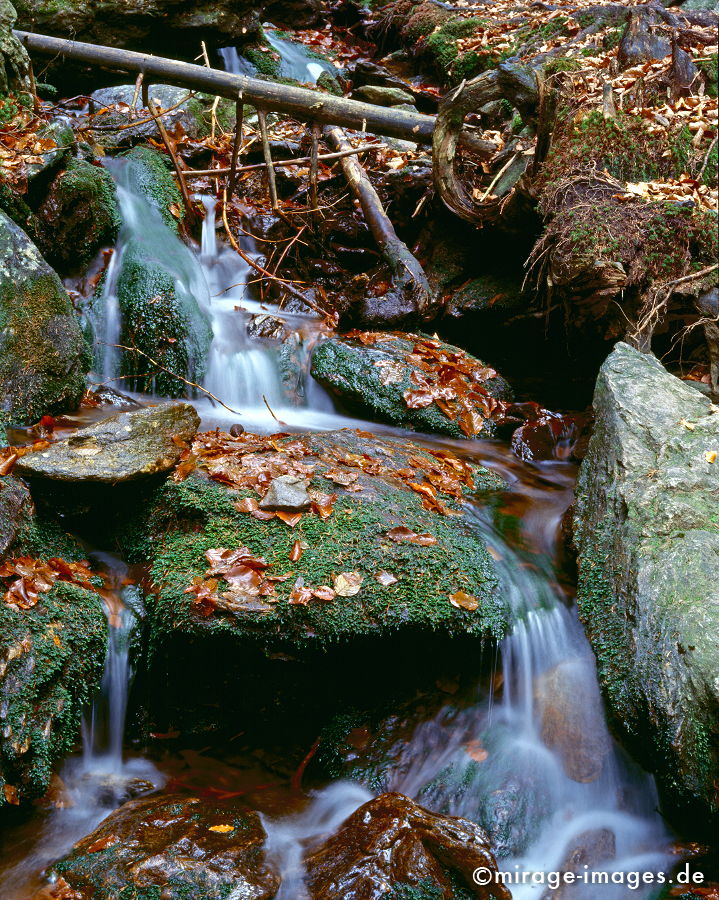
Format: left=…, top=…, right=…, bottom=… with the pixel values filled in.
left=219, top=27, right=335, bottom=84
left=0, top=554, right=162, bottom=899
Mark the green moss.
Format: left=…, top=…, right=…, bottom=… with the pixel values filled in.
left=120, top=438, right=508, bottom=655
left=403, top=3, right=451, bottom=44
left=120, top=146, right=183, bottom=232
left=0, top=582, right=107, bottom=804
left=696, top=53, right=717, bottom=98
left=543, top=57, right=581, bottom=75
left=0, top=183, right=41, bottom=242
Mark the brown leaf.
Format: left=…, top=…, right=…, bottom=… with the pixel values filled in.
left=312, top=585, right=336, bottom=602
left=289, top=539, right=303, bottom=562
left=464, top=739, right=488, bottom=763
left=289, top=576, right=313, bottom=605
left=3, top=784, right=19, bottom=805
left=209, top=824, right=235, bottom=833
left=386, top=526, right=437, bottom=546
left=275, top=511, right=302, bottom=527
left=333, top=572, right=363, bottom=596
left=449, top=590, right=479, bottom=611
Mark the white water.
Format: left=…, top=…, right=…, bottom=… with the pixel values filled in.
left=219, top=27, right=335, bottom=85
left=1, top=554, right=163, bottom=899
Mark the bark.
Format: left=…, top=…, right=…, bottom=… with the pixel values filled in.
left=323, top=125, right=435, bottom=324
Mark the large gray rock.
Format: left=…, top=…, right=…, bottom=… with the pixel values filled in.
left=0, top=210, right=89, bottom=426
left=15, top=403, right=200, bottom=482
left=574, top=342, right=719, bottom=830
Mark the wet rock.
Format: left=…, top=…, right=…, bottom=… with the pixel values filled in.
left=305, top=792, right=510, bottom=899
left=0, top=476, right=32, bottom=556
left=247, top=313, right=291, bottom=342
left=260, top=474, right=312, bottom=511
left=541, top=829, right=616, bottom=900
left=311, top=333, right=512, bottom=439
left=352, top=84, right=416, bottom=107
left=88, top=84, right=210, bottom=150
left=25, top=118, right=74, bottom=183
left=0, top=0, right=29, bottom=94
left=52, top=794, right=279, bottom=899
left=36, top=158, right=120, bottom=274
left=351, top=59, right=411, bottom=93
left=121, top=427, right=507, bottom=662
left=0, top=210, right=89, bottom=426
left=534, top=658, right=612, bottom=783
left=574, top=342, right=719, bottom=832
left=15, top=403, right=200, bottom=483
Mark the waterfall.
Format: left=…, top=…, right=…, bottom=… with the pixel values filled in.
left=219, top=28, right=335, bottom=85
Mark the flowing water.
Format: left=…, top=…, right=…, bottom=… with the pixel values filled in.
left=220, top=27, right=335, bottom=84
left=1, top=164, right=674, bottom=898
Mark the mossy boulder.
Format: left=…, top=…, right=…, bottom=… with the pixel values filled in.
left=0, top=0, right=29, bottom=94
left=36, top=158, right=120, bottom=274
left=122, top=428, right=508, bottom=656
left=574, top=342, right=719, bottom=834
left=0, top=210, right=89, bottom=426
left=311, top=333, right=512, bottom=439
left=93, top=147, right=212, bottom=397
left=0, top=496, right=107, bottom=806
left=53, top=794, right=279, bottom=900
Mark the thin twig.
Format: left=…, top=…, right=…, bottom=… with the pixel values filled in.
left=263, top=394, right=285, bottom=425
left=310, top=122, right=321, bottom=215
left=257, top=109, right=278, bottom=210
left=228, top=94, right=244, bottom=199
left=186, top=144, right=381, bottom=178
left=143, top=81, right=195, bottom=223
left=698, top=135, right=718, bottom=181
left=103, top=342, right=241, bottom=415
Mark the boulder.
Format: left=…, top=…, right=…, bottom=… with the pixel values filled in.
left=0, top=475, right=32, bottom=555
left=24, top=118, right=74, bottom=183
left=0, top=0, right=29, bottom=94
left=305, top=792, right=510, bottom=899
left=311, top=333, right=512, bottom=439
left=52, top=794, right=279, bottom=899
left=574, top=342, right=719, bottom=832
left=15, top=403, right=200, bottom=483
left=88, top=84, right=210, bottom=150
left=0, top=210, right=89, bottom=426
left=352, top=84, right=416, bottom=107
left=36, top=158, right=120, bottom=273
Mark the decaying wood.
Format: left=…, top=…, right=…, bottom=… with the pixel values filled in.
left=323, top=125, right=434, bottom=322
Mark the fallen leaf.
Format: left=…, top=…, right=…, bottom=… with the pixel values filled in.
left=464, top=739, right=488, bottom=763
left=375, top=571, right=398, bottom=586
left=705, top=451, right=717, bottom=463
left=3, top=784, right=19, bottom=805
left=289, top=539, right=303, bottom=562
left=679, top=419, right=696, bottom=431
left=386, top=526, right=437, bottom=546
left=275, top=511, right=302, bottom=527
left=312, top=585, right=336, bottom=602
left=449, top=590, right=479, bottom=611
left=209, top=824, right=235, bottom=833
left=334, top=572, right=363, bottom=596
left=87, top=833, right=118, bottom=852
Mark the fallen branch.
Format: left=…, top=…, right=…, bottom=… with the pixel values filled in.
left=324, top=124, right=434, bottom=323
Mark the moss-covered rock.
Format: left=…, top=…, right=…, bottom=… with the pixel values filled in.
left=311, top=333, right=512, bottom=439
left=36, top=158, right=120, bottom=274
left=0, top=0, right=30, bottom=94
left=574, top=342, right=719, bottom=835
left=121, top=428, right=508, bottom=657
left=0, top=210, right=89, bottom=426
left=53, top=793, right=279, bottom=899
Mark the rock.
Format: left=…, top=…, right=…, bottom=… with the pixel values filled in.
left=0, top=476, right=32, bottom=556
left=0, top=0, right=29, bottom=94
left=351, top=59, right=411, bottom=93
left=25, top=118, right=74, bottom=182
left=15, top=403, right=200, bottom=483
left=574, top=342, right=719, bottom=832
left=311, top=333, right=512, bottom=439
left=352, top=84, right=416, bottom=107
left=304, top=792, right=510, bottom=899
left=52, top=794, right=279, bottom=899
left=533, top=658, right=612, bottom=783
left=0, top=210, right=89, bottom=426
left=0, top=503, right=107, bottom=806
left=540, top=829, right=616, bottom=900
left=88, top=84, right=210, bottom=150
left=259, top=474, right=312, bottom=511
left=36, top=158, right=120, bottom=274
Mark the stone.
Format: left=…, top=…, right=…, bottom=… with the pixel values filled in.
left=0, top=0, right=29, bottom=94
left=352, top=84, right=416, bottom=107
left=88, top=84, right=210, bottom=150
left=15, top=403, right=200, bottom=483
left=0, top=475, right=32, bottom=556
left=574, top=342, right=719, bottom=832
left=0, top=210, right=89, bottom=426
left=36, top=158, right=120, bottom=274
left=311, top=332, right=512, bottom=439
left=259, top=474, right=311, bottom=510
left=305, top=792, right=510, bottom=899
left=52, top=794, right=279, bottom=899
left=25, top=118, right=74, bottom=182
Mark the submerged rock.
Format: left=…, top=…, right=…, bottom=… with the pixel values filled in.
left=53, top=794, right=279, bottom=899
left=305, top=791, right=510, bottom=899
left=0, top=210, right=89, bottom=426
left=36, top=158, right=120, bottom=273
left=574, top=342, right=719, bottom=831
left=311, top=333, right=512, bottom=439
left=15, top=403, right=200, bottom=483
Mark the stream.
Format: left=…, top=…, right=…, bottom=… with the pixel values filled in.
left=0, top=158, right=673, bottom=899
